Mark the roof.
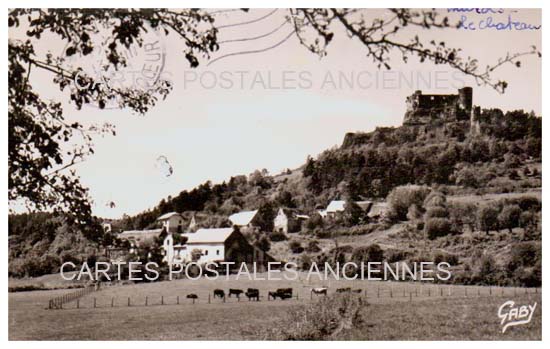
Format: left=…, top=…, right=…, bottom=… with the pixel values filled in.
left=118, top=229, right=163, bottom=241
left=326, top=200, right=346, bottom=213
left=183, top=228, right=234, bottom=244
left=229, top=210, right=258, bottom=226
left=367, top=202, right=388, bottom=217
left=355, top=201, right=373, bottom=211
left=157, top=212, right=182, bottom=221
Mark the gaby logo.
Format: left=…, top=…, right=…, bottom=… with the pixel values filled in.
left=498, top=300, right=537, bottom=333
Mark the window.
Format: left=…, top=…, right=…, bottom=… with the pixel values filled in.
left=216, top=250, right=220, bottom=255
left=205, top=250, right=208, bottom=255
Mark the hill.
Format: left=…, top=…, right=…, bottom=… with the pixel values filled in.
left=9, top=105, right=541, bottom=286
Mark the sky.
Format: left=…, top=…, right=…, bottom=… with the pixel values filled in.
left=9, top=8, right=542, bottom=218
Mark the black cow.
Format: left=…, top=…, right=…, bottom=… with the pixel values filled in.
left=245, top=288, right=260, bottom=301
left=213, top=289, right=225, bottom=299
left=269, top=288, right=293, bottom=300
left=229, top=288, right=244, bottom=298
left=352, top=289, right=362, bottom=294
left=336, top=287, right=352, bottom=293
left=186, top=294, right=198, bottom=299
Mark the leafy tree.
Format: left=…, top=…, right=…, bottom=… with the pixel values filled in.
left=477, top=205, right=500, bottom=235
left=277, top=190, right=296, bottom=208
left=498, top=205, right=522, bottom=233
left=351, top=244, right=384, bottom=263
left=289, top=240, right=304, bottom=254
left=425, top=217, right=452, bottom=240
left=255, top=235, right=271, bottom=252
left=343, top=200, right=363, bottom=226
left=9, top=9, right=218, bottom=224
left=252, top=201, right=276, bottom=232
left=386, top=185, right=431, bottom=222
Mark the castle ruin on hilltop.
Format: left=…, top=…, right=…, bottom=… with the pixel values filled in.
left=403, top=87, right=481, bottom=126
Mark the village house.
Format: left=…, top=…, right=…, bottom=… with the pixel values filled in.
left=157, top=212, right=184, bottom=233
left=318, top=200, right=384, bottom=220
left=117, top=228, right=164, bottom=254
left=273, top=208, right=309, bottom=234
left=163, top=227, right=274, bottom=267
left=228, top=210, right=258, bottom=232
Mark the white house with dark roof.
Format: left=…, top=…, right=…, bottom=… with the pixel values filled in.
left=163, top=227, right=274, bottom=266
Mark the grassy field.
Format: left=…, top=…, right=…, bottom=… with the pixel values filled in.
left=9, top=273, right=541, bottom=340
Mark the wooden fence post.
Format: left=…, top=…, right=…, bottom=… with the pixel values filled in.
left=409, top=292, right=412, bottom=302
left=145, top=296, right=148, bottom=306
left=208, top=294, right=211, bottom=304
left=377, top=285, right=380, bottom=298
left=161, top=296, right=164, bottom=305
left=111, top=297, right=114, bottom=307
left=128, top=297, right=131, bottom=307
left=177, top=296, right=180, bottom=305
left=77, top=299, right=80, bottom=309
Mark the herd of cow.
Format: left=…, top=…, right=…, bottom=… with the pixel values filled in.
left=211, top=288, right=293, bottom=301
left=183, top=286, right=364, bottom=302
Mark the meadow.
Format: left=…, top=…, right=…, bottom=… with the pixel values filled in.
left=9, top=272, right=541, bottom=340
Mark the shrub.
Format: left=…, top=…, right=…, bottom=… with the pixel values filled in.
left=263, top=295, right=365, bottom=340
left=255, top=236, right=271, bottom=252
left=476, top=255, right=498, bottom=283
left=448, top=202, right=477, bottom=233
left=287, top=219, right=302, bottom=233
left=386, top=185, right=431, bottom=222
left=385, top=249, right=409, bottom=263
left=498, top=204, right=522, bottom=233
left=313, top=229, right=332, bottom=239
left=507, top=242, right=540, bottom=271
left=476, top=204, right=500, bottom=234
left=351, top=244, right=384, bottom=263
left=406, top=204, right=423, bottom=221
left=305, top=213, right=324, bottom=230
left=299, top=254, right=313, bottom=270
left=269, top=230, right=288, bottom=242
left=425, top=206, right=449, bottom=219
left=423, top=191, right=447, bottom=207
left=289, top=240, right=304, bottom=254
left=432, top=251, right=459, bottom=265
left=305, top=240, right=321, bottom=253
left=424, top=217, right=452, bottom=240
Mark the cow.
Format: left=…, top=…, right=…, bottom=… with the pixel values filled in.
left=228, top=288, right=244, bottom=298
left=245, top=288, right=260, bottom=301
left=269, top=288, right=293, bottom=300
left=311, top=287, right=328, bottom=296
left=336, top=287, right=352, bottom=293
left=213, top=289, right=225, bottom=299
left=186, top=294, right=198, bottom=299
left=352, top=289, right=362, bottom=294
